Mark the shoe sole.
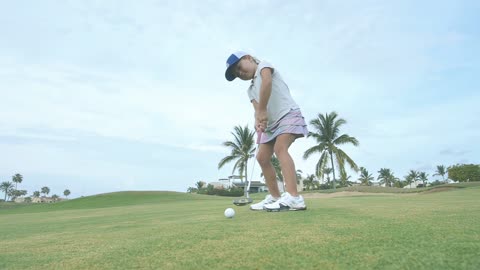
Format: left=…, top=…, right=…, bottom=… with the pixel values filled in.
left=265, top=205, right=307, bottom=212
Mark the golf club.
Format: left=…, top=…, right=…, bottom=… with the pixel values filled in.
left=233, top=132, right=261, bottom=206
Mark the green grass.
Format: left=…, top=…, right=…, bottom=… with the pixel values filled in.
left=1, top=187, right=479, bottom=270
left=303, top=182, right=480, bottom=194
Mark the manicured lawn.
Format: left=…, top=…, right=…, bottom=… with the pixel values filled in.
left=1, top=187, right=479, bottom=269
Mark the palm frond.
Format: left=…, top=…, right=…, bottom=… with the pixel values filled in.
left=333, top=134, right=359, bottom=146
left=303, top=144, right=325, bottom=159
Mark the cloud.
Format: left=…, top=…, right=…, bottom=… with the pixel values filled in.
left=439, top=149, right=469, bottom=157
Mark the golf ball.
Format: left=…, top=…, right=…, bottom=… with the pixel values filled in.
left=224, top=208, right=235, bottom=218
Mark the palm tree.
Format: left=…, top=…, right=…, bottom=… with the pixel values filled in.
left=12, top=174, right=23, bottom=190
left=195, top=181, right=205, bottom=189
left=1, top=181, right=14, bottom=201
left=358, top=167, right=374, bottom=186
left=33, top=191, right=40, bottom=198
left=377, top=168, right=397, bottom=187
left=41, top=186, right=50, bottom=197
left=404, top=174, right=414, bottom=188
left=261, top=155, right=283, bottom=181
left=303, top=174, right=316, bottom=191
left=419, top=172, right=429, bottom=187
left=274, top=156, right=283, bottom=181
left=407, top=170, right=419, bottom=188
left=433, top=165, right=447, bottom=183
left=323, top=168, right=333, bottom=185
left=339, top=170, right=352, bottom=187
left=296, top=169, right=303, bottom=186
left=218, top=125, right=256, bottom=197
left=63, top=189, right=71, bottom=199
left=303, top=112, right=359, bottom=190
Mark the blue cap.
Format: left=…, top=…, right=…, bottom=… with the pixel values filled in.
left=225, top=51, right=248, bottom=81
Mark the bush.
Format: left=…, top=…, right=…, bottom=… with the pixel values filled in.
left=197, top=186, right=244, bottom=197
left=429, top=180, right=444, bottom=187
left=448, top=164, right=480, bottom=182
left=319, top=183, right=331, bottom=190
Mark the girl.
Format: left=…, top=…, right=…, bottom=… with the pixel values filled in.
left=225, top=51, right=308, bottom=211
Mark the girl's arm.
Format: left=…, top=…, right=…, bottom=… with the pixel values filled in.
left=256, top=67, right=273, bottom=131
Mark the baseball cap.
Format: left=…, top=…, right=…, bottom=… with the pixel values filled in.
left=225, top=51, right=248, bottom=81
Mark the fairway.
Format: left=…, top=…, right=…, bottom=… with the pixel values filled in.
left=1, top=187, right=479, bottom=270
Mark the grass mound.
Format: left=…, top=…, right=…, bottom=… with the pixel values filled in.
left=0, top=191, right=222, bottom=214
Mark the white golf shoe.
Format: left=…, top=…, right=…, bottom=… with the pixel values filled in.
left=264, top=192, right=307, bottom=212
left=249, top=194, right=279, bottom=211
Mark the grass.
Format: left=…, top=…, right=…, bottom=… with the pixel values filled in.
left=303, top=181, right=480, bottom=194
left=1, top=185, right=479, bottom=269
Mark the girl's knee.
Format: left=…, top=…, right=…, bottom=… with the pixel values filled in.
left=273, top=144, right=289, bottom=157
left=256, top=152, right=271, bottom=167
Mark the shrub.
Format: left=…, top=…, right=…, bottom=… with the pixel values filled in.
left=197, top=186, right=244, bottom=197
left=429, top=180, right=444, bottom=187
left=448, top=164, right=480, bottom=182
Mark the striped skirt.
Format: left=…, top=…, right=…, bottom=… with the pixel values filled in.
left=258, top=109, right=308, bottom=144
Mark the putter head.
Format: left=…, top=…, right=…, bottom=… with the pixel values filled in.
left=233, top=197, right=253, bottom=206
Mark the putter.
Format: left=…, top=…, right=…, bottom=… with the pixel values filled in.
left=233, top=131, right=261, bottom=206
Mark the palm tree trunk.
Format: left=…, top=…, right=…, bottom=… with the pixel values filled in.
left=329, top=152, right=336, bottom=190
left=244, top=162, right=248, bottom=198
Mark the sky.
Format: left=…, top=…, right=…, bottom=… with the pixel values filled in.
left=1, top=0, right=479, bottom=198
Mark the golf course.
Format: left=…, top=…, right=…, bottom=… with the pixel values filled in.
left=1, top=183, right=479, bottom=270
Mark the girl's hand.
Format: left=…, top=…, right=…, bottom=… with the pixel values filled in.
left=255, top=109, right=268, bottom=132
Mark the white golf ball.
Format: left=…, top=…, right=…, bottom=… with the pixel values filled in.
left=224, top=208, right=235, bottom=218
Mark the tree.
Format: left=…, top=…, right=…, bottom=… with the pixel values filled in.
left=187, top=187, right=197, bottom=193
left=64, top=189, right=71, bottom=199
left=418, top=172, right=429, bottom=187
left=377, top=168, right=397, bottom=187
left=323, top=168, right=333, bottom=185
left=408, top=170, right=420, bottom=187
left=406, top=170, right=419, bottom=188
left=195, top=181, right=206, bottom=189
left=303, top=112, right=359, bottom=190
left=303, top=174, right=316, bottom=191
left=33, top=191, right=40, bottom=198
left=51, top=194, right=59, bottom=202
left=41, top=186, right=50, bottom=197
left=12, top=174, right=23, bottom=190
left=358, top=167, right=374, bottom=186
left=404, top=174, right=414, bottom=188
left=448, top=164, right=480, bottom=182
left=433, top=165, right=447, bottom=183
left=339, top=170, right=352, bottom=187
left=218, top=125, right=256, bottom=198
left=9, top=189, right=27, bottom=201
left=296, top=169, right=303, bottom=185
left=271, top=155, right=283, bottom=181
left=261, top=155, right=283, bottom=181
left=1, top=181, right=14, bottom=201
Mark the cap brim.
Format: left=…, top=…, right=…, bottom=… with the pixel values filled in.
left=225, top=66, right=236, bottom=81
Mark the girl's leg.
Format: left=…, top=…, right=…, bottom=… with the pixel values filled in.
left=273, top=134, right=298, bottom=196
left=256, top=142, right=281, bottom=198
